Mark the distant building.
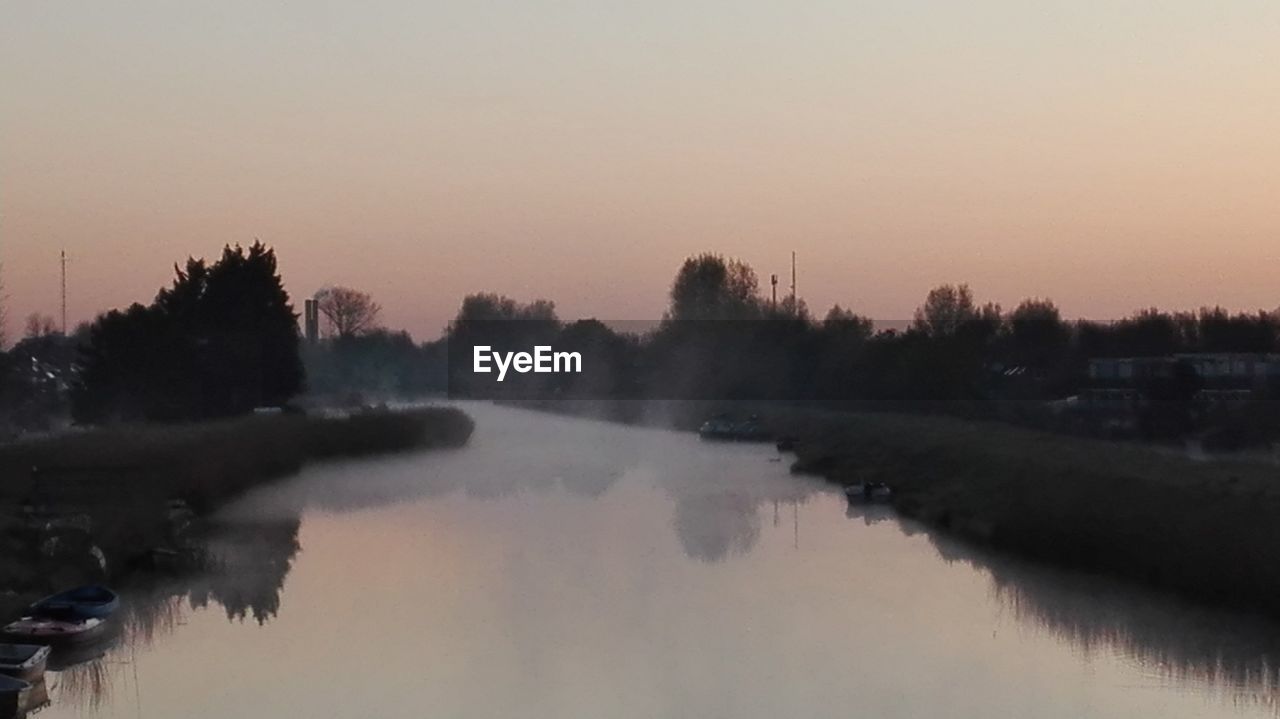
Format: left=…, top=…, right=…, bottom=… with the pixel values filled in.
left=1084, top=353, right=1280, bottom=405
left=304, top=298, right=320, bottom=344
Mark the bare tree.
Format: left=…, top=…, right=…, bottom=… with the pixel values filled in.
left=314, top=286, right=382, bottom=339
left=25, top=313, right=59, bottom=339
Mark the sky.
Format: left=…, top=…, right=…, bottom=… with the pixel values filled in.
left=2, top=1, right=1279, bottom=341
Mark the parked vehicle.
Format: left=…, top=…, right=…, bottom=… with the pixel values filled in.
left=0, top=645, right=50, bottom=682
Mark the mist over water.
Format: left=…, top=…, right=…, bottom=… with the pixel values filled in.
left=34, top=404, right=1280, bottom=718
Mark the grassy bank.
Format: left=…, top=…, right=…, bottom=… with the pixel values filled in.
left=775, top=409, right=1280, bottom=615
left=0, top=406, right=474, bottom=613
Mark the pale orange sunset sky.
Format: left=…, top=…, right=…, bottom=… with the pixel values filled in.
left=2, top=1, right=1278, bottom=340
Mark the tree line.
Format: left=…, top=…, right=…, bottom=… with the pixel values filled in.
left=447, top=252, right=1280, bottom=405
left=70, top=242, right=302, bottom=423
left=3, top=245, right=1278, bottom=435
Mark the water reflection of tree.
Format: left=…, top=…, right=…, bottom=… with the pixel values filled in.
left=673, top=493, right=762, bottom=562
left=659, top=450, right=820, bottom=563
left=47, top=517, right=301, bottom=713
left=188, top=518, right=302, bottom=624
left=923, top=528, right=1280, bottom=708
left=52, top=658, right=113, bottom=713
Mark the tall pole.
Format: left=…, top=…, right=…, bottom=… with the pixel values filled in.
left=790, top=251, right=797, bottom=310
left=60, top=249, right=67, bottom=335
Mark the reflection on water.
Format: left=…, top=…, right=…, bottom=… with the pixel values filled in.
left=928, top=526, right=1280, bottom=710
left=188, top=519, right=301, bottom=625
left=32, top=404, right=1280, bottom=718
left=40, top=517, right=302, bottom=714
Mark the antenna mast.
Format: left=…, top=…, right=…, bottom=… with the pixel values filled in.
left=60, top=249, right=68, bottom=335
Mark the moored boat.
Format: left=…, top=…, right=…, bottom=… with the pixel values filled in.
left=844, top=482, right=893, bottom=503
left=0, top=675, right=31, bottom=717
left=2, top=617, right=107, bottom=646
left=28, top=585, right=119, bottom=621
left=0, top=645, right=50, bottom=682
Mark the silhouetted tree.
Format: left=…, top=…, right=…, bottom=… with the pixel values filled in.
left=315, top=286, right=382, bottom=339
left=452, top=293, right=558, bottom=324
left=24, top=313, right=59, bottom=339
left=73, top=242, right=302, bottom=423
left=822, top=305, right=874, bottom=336
left=812, top=305, right=874, bottom=399
left=303, top=328, right=439, bottom=397
left=668, top=254, right=762, bottom=321
left=550, top=319, right=639, bottom=398
left=913, top=284, right=978, bottom=338
left=446, top=294, right=560, bottom=397
left=1007, top=298, right=1068, bottom=367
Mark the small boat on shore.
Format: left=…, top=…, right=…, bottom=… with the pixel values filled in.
left=0, top=675, right=32, bottom=717
left=29, top=585, right=119, bottom=621
left=844, top=482, right=893, bottom=503
left=2, top=617, right=107, bottom=646
left=0, top=645, right=50, bottom=682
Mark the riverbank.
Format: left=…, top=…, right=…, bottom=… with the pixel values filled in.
left=778, top=410, right=1280, bottom=610
left=509, top=399, right=1280, bottom=617
left=0, top=406, right=474, bottom=616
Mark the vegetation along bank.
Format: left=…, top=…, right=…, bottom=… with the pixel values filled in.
left=0, top=406, right=474, bottom=616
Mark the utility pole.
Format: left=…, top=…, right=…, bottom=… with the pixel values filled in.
left=60, top=249, right=67, bottom=335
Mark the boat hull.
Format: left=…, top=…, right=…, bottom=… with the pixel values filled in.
left=0, top=676, right=31, bottom=717
left=844, top=483, right=893, bottom=503
left=2, top=617, right=107, bottom=647
left=0, top=644, right=50, bottom=682
left=29, top=585, right=120, bottom=621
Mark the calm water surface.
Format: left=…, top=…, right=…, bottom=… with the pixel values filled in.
left=35, top=404, right=1280, bottom=718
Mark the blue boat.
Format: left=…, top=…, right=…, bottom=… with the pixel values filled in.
left=0, top=644, right=50, bottom=681
left=0, top=674, right=32, bottom=717
left=844, top=482, right=893, bottom=503
left=28, top=585, right=120, bottom=621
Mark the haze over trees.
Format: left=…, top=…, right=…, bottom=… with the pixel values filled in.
left=4, top=240, right=1278, bottom=445
left=446, top=252, right=1280, bottom=443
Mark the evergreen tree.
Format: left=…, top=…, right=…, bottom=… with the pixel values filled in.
left=72, top=242, right=302, bottom=423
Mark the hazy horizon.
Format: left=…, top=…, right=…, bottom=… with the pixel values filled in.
left=4, top=1, right=1279, bottom=340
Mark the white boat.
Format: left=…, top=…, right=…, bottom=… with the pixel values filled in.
left=2, top=616, right=106, bottom=646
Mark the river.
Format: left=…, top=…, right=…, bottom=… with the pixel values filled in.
left=30, top=404, right=1280, bottom=718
